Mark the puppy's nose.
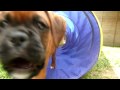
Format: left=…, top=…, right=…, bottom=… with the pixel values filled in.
left=9, top=31, right=29, bottom=47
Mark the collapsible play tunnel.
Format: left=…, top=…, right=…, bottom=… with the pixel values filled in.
left=46, top=11, right=103, bottom=79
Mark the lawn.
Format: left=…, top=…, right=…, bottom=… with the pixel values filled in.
left=82, top=46, right=120, bottom=79
left=0, top=46, right=120, bottom=79
left=0, top=63, right=12, bottom=79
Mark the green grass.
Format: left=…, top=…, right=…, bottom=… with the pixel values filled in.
left=82, top=46, right=120, bottom=79
left=0, top=62, right=12, bottom=79
left=82, top=51, right=114, bottom=79
left=103, top=46, right=120, bottom=67
left=102, top=46, right=120, bottom=78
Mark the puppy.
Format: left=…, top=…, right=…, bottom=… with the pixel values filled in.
left=0, top=11, right=66, bottom=79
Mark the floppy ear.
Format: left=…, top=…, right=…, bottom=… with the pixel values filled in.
left=46, top=11, right=66, bottom=47
left=45, top=11, right=66, bottom=68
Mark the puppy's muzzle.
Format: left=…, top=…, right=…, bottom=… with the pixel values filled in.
left=8, top=30, right=29, bottom=48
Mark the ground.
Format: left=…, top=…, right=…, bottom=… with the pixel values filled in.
left=0, top=46, right=120, bottom=79
left=82, top=46, right=120, bottom=79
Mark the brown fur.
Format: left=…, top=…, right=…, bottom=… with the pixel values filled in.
left=0, top=11, right=66, bottom=79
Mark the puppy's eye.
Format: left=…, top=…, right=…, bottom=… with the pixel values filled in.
left=36, top=21, right=45, bottom=30
left=36, top=21, right=46, bottom=30
left=0, top=20, right=9, bottom=27
left=33, top=16, right=49, bottom=31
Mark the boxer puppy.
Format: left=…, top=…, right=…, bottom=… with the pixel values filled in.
left=0, top=11, right=66, bottom=79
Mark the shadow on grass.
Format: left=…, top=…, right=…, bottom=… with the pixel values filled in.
left=81, top=51, right=118, bottom=79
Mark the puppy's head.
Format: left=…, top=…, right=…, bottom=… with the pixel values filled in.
left=0, top=11, right=66, bottom=79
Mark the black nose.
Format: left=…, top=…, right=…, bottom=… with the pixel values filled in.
left=9, top=31, right=29, bottom=47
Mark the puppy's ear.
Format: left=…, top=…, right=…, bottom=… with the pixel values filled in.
left=46, top=11, right=66, bottom=47
left=45, top=11, right=66, bottom=68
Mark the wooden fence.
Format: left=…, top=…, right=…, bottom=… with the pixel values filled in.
left=93, top=11, right=120, bottom=47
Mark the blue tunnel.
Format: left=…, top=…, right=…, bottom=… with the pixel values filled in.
left=46, top=11, right=103, bottom=79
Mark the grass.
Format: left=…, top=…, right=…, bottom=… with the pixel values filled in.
left=0, top=46, right=120, bottom=79
left=82, top=51, right=116, bottom=79
left=0, top=63, right=12, bottom=79
left=82, top=46, right=120, bottom=79
left=102, top=46, right=120, bottom=78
